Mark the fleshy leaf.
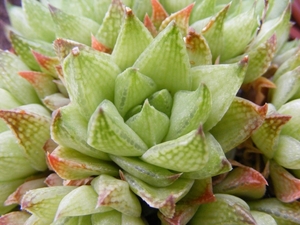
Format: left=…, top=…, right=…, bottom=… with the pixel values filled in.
left=110, top=155, right=181, bottom=187
left=91, top=210, right=145, bottom=225
left=51, top=104, right=110, bottom=160
left=0, top=178, right=26, bottom=215
left=63, top=47, right=121, bottom=119
left=249, top=4, right=291, bottom=52
left=121, top=171, right=194, bottom=218
left=159, top=3, right=194, bottom=37
left=43, top=93, right=70, bottom=111
left=181, top=132, right=232, bottom=179
left=273, top=135, right=300, bottom=169
left=91, top=174, right=141, bottom=217
left=251, top=211, right=277, bottom=225
left=270, top=160, right=300, bottom=203
left=91, top=35, right=112, bottom=53
left=49, top=5, right=100, bottom=46
left=148, top=89, right=173, bottom=117
left=248, top=198, right=300, bottom=224
left=114, top=67, right=157, bottom=117
left=133, top=21, right=191, bottom=95
left=21, top=186, right=76, bottom=220
left=95, top=0, right=124, bottom=49
left=87, top=100, right=148, bottom=156
left=5, top=2, right=38, bottom=40
left=165, top=84, right=211, bottom=141
left=278, top=99, right=300, bottom=140
left=18, top=71, right=58, bottom=100
left=220, top=7, right=258, bottom=62
left=126, top=100, right=169, bottom=148
left=141, top=127, right=209, bottom=172
left=190, top=194, right=256, bottom=225
left=273, top=48, right=300, bottom=82
left=214, top=164, right=267, bottom=199
left=243, top=34, right=277, bottom=84
left=191, top=56, right=248, bottom=130
left=251, top=110, right=291, bottom=159
left=190, top=0, right=216, bottom=23
left=111, top=8, right=153, bottom=71
left=0, top=131, right=37, bottom=181
left=185, top=29, right=212, bottom=66
left=48, top=146, right=118, bottom=180
left=0, top=50, right=40, bottom=104
left=55, top=185, right=112, bottom=220
left=150, top=0, right=169, bottom=29
left=22, top=0, right=56, bottom=42
left=0, top=211, right=30, bottom=225
left=270, top=66, right=300, bottom=109
left=5, top=178, right=46, bottom=205
left=159, top=178, right=215, bottom=225
left=201, top=4, right=229, bottom=62
left=9, top=31, right=55, bottom=71
left=144, top=14, right=158, bottom=37
left=211, top=97, right=267, bottom=153
left=31, top=51, right=60, bottom=77
left=0, top=105, right=51, bottom=171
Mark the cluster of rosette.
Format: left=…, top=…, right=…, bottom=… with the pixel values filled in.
left=1, top=0, right=300, bottom=224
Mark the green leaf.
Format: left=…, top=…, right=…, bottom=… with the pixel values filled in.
left=278, top=99, right=300, bottom=141
left=121, top=171, right=194, bottom=218
left=63, top=48, right=121, bottom=119
left=190, top=194, right=256, bottom=224
left=0, top=178, right=26, bottom=215
left=51, top=104, right=110, bottom=160
left=181, top=132, right=232, bottom=179
left=251, top=211, right=277, bottom=225
left=0, top=105, right=51, bottom=171
left=220, top=7, right=258, bottom=62
left=141, top=127, right=209, bottom=172
left=148, top=89, right=173, bottom=117
left=110, top=155, right=181, bottom=187
left=48, top=146, right=118, bottom=180
left=243, top=34, right=277, bottom=84
left=18, top=71, right=59, bottom=100
left=134, top=21, right=191, bottom=95
left=9, top=31, right=55, bottom=71
left=21, top=186, right=76, bottom=220
left=251, top=110, right=291, bottom=159
left=185, top=30, right=212, bottom=66
left=55, top=186, right=112, bottom=220
left=270, top=67, right=300, bottom=109
left=126, top=100, right=169, bottom=148
left=248, top=198, right=300, bottom=224
left=114, top=67, right=157, bottom=117
left=22, top=0, right=56, bottom=42
left=91, top=175, right=142, bottom=217
left=165, top=84, right=211, bottom=141
left=273, top=135, right=300, bottom=169
left=0, top=50, right=40, bottom=104
left=88, top=100, right=148, bottom=156
left=111, top=8, right=153, bottom=71
left=201, top=4, right=229, bottom=62
left=0, top=131, right=37, bottom=181
left=49, top=5, right=100, bottom=46
left=190, top=0, right=216, bottom=23
left=191, top=56, right=248, bottom=130
left=211, top=97, right=267, bottom=153
left=95, top=0, right=124, bottom=49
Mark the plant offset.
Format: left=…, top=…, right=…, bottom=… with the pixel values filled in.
left=1, top=0, right=300, bottom=224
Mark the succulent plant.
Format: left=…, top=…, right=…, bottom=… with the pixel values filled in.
left=1, top=0, right=300, bottom=224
